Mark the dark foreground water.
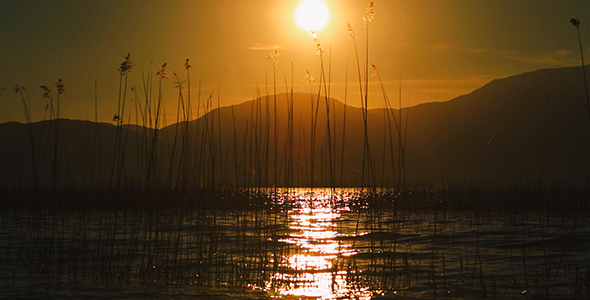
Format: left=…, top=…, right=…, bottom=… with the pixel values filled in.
left=1, top=188, right=590, bottom=299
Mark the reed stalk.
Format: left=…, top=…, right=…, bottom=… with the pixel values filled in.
left=145, top=62, right=166, bottom=188
left=372, top=65, right=404, bottom=189
left=268, top=50, right=279, bottom=188
left=111, top=54, right=134, bottom=189
left=571, top=18, right=590, bottom=124
left=168, top=71, right=183, bottom=188
left=340, top=59, right=349, bottom=187
left=316, top=37, right=335, bottom=188
left=182, top=59, right=193, bottom=190
left=217, top=79, right=224, bottom=188
left=304, top=70, right=316, bottom=187
left=362, top=3, right=376, bottom=189
left=51, top=79, right=65, bottom=189
left=231, top=105, right=240, bottom=188
left=90, top=80, right=102, bottom=188
left=14, top=85, right=40, bottom=189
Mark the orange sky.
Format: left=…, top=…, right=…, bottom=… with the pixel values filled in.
left=0, top=0, right=588, bottom=124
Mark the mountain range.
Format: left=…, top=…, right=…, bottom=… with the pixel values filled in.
left=1, top=65, right=589, bottom=189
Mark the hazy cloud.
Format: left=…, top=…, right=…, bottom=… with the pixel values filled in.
left=248, top=43, right=283, bottom=50
left=401, top=42, right=488, bottom=53
left=502, top=49, right=579, bottom=66
left=375, top=75, right=498, bottom=86
left=403, top=42, right=581, bottom=67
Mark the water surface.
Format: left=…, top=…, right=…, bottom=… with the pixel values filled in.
left=1, top=188, right=589, bottom=299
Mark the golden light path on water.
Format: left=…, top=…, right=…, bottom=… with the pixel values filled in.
left=264, top=189, right=377, bottom=299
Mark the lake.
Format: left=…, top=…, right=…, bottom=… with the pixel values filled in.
left=1, top=188, right=589, bottom=299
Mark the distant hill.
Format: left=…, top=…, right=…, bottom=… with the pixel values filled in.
left=400, top=66, right=590, bottom=188
left=1, top=66, right=589, bottom=189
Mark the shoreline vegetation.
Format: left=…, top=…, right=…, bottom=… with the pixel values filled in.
left=2, top=63, right=590, bottom=202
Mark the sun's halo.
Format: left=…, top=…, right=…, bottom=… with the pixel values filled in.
left=295, top=0, right=330, bottom=31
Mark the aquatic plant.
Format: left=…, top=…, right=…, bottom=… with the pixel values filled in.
left=14, top=84, right=40, bottom=188
left=571, top=18, right=590, bottom=124
left=111, top=54, right=135, bottom=189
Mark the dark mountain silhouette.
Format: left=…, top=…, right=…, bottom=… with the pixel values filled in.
left=1, top=65, right=589, bottom=189
left=402, top=66, right=590, bottom=188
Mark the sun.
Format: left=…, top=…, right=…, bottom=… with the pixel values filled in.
left=295, top=0, right=330, bottom=31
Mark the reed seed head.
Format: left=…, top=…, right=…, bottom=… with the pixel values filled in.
left=156, top=63, right=168, bottom=80
left=14, top=84, right=25, bottom=94
left=363, top=2, right=375, bottom=26
left=173, top=71, right=186, bottom=89
left=268, top=50, right=279, bottom=68
left=304, top=70, right=316, bottom=85
left=55, top=79, right=65, bottom=94
left=309, top=30, right=324, bottom=55
left=118, top=53, right=135, bottom=75
left=571, top=18, right=580, bottom=28
left=370, top=64, right=379, bottom=77
left=347, top=23, right=357, bottom=39
left=309, top=30, right=318, bottom=40
left=40, top=85, right=52, bottom=98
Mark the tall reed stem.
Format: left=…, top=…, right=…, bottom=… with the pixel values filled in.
left=572, top=18, right=590, bottom=124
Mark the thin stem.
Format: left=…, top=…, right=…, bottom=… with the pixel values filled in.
left=576, top=27, right=590, bottom=124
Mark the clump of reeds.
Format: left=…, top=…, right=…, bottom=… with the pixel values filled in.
left=346, top=3, right=377, bottom=190
left=36, top=79, right=66, bottom=189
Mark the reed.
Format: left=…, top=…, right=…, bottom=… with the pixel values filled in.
left=14, top=85, right=40, bottom=189
left=51, top=80, right=65, bottom=189
left=110, top=54, right=134, bottom=189
left=143, top=62, right=167, bottom=189
left=268, top=50, right=279, bottom=188
left=304, top=70, right=317, bottom=187
left=315, top=33, right=335, bottom=188
left=340, top=59, right=349, bottom=187
left=347, top=3, right=376, bottom=190
left=571, top=18, right=590, bottom=124
left=167, top=71, right=184, bottom=188
left=362, top=3, right=376, bottom=189
left=180, top=59, right=193, bottom=190
left=217, top=79, right=225, bottom=188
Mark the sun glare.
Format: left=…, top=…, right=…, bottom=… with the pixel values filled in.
left=295, top=0, right=330, bottom=31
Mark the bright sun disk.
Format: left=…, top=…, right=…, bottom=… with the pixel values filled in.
left=295, top=0, right=329, bottom=31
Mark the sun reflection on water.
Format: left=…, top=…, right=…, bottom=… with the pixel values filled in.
left=265, top=189, right=375, bottom=299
